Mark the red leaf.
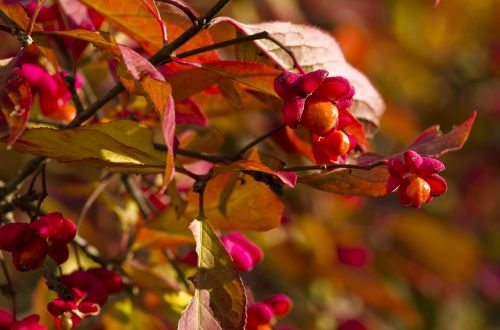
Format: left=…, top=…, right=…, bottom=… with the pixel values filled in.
left=0, top=67, right=32, bottom=146
left=117, top=45, right=176, bottom=189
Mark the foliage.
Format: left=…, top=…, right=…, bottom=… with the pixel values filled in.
left=0, top=0, right=494, bottom=329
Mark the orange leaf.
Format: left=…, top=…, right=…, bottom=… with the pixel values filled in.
left=185, top=172, right=284, bottom=231
left=80, top=0, right=166, bottom=54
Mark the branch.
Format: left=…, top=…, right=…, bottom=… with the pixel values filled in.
left=282, top=160, right=386, bottom=172
left=148, top=0, right=231, bottom=66
left=0, top=0, right=231, bottom=201
left=63, top=75, right=85, bottom=114
left=163, top=248, right=191, bottom=290
left=121, top=175, right=154, bottom=220
left=232, top=123, right=285, bottom=160
left=73, top=236, right=111, bottom=268
left=0, top=252, right=16, bottom=320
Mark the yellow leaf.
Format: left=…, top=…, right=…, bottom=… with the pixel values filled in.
left=185, top=172, right=284, bottom=231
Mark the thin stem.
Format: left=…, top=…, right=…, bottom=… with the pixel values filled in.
left=121, top=175, right=153, bottom=220
left=25, top=0, right=45, bottom=37
left=66, top=84, right=125, bottom=128
left=76, top=172, right=114, bottom=227
left=73, top=235, right=110, bottom=268
left=28, top=117, right=66, bottom=128
left=158, top=0, right=198, bottom=25
left=41, top=264, right=73, bottom=301
left=232, top=123, right=286, bottom=160
left=163, top=249, right=190, bottom=290
left=153, top=143, right=229, bottom=163
left=159, top=31, right=304, bottom=73
left=0, top=252, right=16, bottom=320
left=263, top=33, right=305, bottom=73
left=197, top=187, right=207, bottom=221
left=0, top=156, right=46, bottom=200
left=0, top=24, right=13, bottom=34
left=283, top=160, right=386, bottom=172
left=149, top=0, right=231, bottom=66
left=175, top=167, right=201, bottom=180
left=64, top=75, right=85, bottom=114
left=170, top=32, right=270, bottom=63
left=34, top=164, right=47, bottom=219
left=72, top=242, right=83, bottom=270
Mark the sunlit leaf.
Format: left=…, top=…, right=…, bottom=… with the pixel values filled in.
left=122, top=260, right=180, bottom=292
left=5, top=120, right=167, bottom=174
left=102, top=299, right=167, bottom=330
left=185, top=172, right=284, bottom=231
left=79, top=0, right=166, bottom=54
left=44, top=29, right=120, bottom=56
left=178, top=219, right=246, bottom=330
left=133, top=207, right=193, bottom=250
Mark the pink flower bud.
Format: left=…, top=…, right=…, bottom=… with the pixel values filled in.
left=262, top=294, right=293, bottom=317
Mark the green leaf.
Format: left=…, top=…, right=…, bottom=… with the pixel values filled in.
left=178, top=220, right=246, bottom=330
left=6, top=120, right=166, bottom=174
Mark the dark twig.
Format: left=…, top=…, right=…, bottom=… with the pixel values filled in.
left=175, top=167, right=202, bottom=180
left=72, top=242, right=82, bottom=270
left=163, top=249, right=191, bottom=290
left=73, top=236, right=110, bottom=268
left=282, top=160, right=386, bottom=172
left=0, top=253, right=16, bottom=320
left=41, top=264, right=73, bottom=301
left=153, top=143, right=229, bottom=164
left=157, top=31, right=304, bottom=73
left=63, top=75, right=85, bottom=114
left=76, top=172, right=115, bottom=227
left=121, top=175, right=153, bottom=220
left=149, top=0, right=231, bottom=66
left=0, top=156, right=46, bottom=200
left=232, top=123, right=286, bottom=160
left=28, top=117, right=66, bottom=128
left=0, top=24, right=12, bottom=34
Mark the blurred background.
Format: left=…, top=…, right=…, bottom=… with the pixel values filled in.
left=1, top=0, right=499, bottom=329
left=202, top=0, right=500, bottom=329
